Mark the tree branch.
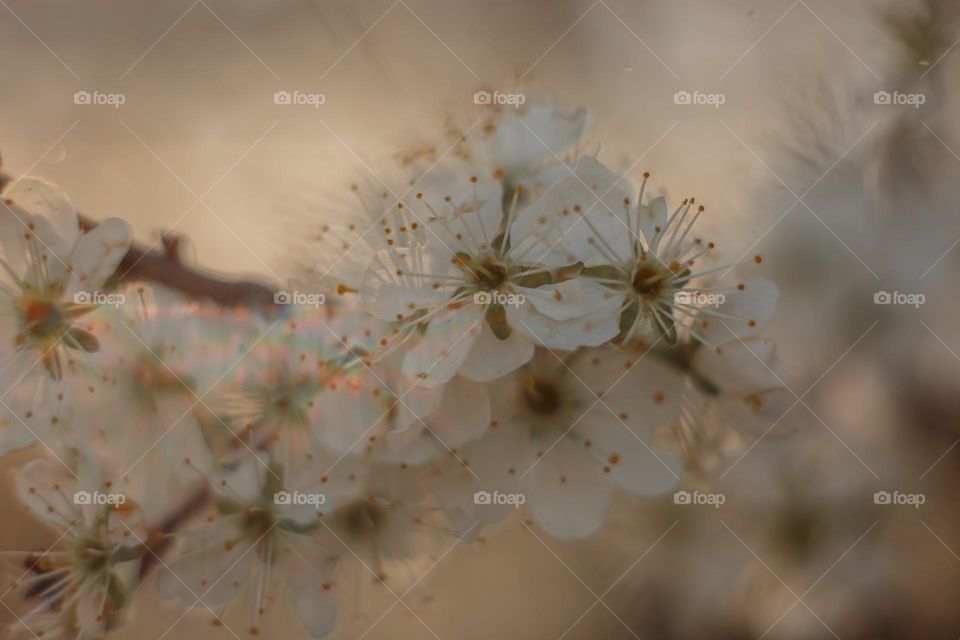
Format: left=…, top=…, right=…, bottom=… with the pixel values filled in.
left=1, top=171, right=281, bottom=311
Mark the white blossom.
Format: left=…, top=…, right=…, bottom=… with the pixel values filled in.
left=4, top=455, right=147, bottom=640
left=431, top=347, right=683, bottom=539
left=0, top=177, right=129, bottom=454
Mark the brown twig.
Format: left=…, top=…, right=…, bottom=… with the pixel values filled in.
left=1, top=171, right=281, bottom=311
left=91, top=214, right=280, bottom=310
left=138, top=484, right=211, bottom=580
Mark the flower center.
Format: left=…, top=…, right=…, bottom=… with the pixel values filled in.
left=522, top=376, right=563, bottom=416
left=131, top=354, right=191, bottom=409
left=476, top=260, right=508, bottom=291
left=243, top=507, right=276, bottom=539
left=76, top=540, right=110, bottom=575
left=334, top=498, right=386, bottom=539
left=262, top=379, right=316, bottom=427
left=631, top=260, right=674, bottom=299
left=454, top=252, right=508, bottom=291
left=18, top=295, right=65, bottom=343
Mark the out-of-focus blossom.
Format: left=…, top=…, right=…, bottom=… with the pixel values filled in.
left=4, top=455, right=147, bottom=640
left=431, top=347, right=683, bottom=539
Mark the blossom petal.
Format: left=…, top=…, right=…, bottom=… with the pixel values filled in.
left=692, top=336, right=787, bottom=394
left=360, top=247, right=453, bottom=321
left=636, top=195, right=668, bottom=250
left=492, top=104, right=587, bottom=178
left=573, top=354, right=684, bottom=495
left=383, top=375, right=490, bottom=464
left=401, top=305, right=483, bottom=388
left=508, top=292, right=620, bottom=350
left=157, top=518, right=255, bottom=607
left=529, top=436, right=613, bottom=540
left=699, top=278, right=779, bottom=345
left=2, top=177, right=79, bottom=245
left=431, top=420, right=534, bottom=536
left=64, top=218, right=131, bottom=296
left=519, top=278, right=618, bottom=322
left=276, top=534, right=339, bottom=638
left=512, top=156, right=632, bottom=267
left=719, top=387, right=796, bottom=437
left=458, top=320, right=534, bottom=382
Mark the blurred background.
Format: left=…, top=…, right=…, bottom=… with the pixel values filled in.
left=3, top=0, right=960, bottom=638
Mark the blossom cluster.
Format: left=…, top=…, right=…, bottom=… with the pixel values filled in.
left=0, top=101, right=786, bottom=638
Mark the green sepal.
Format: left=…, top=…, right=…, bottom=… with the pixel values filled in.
left=106, top=571, right=127, bottom=612
left=582, top=265, right=625, bottom=281
left=43, top=352, right=63, bottom=381
left=485, top=302, right=512, bottom=340
left=658, top=311, right=678, bottom=346
left=452, top=251, right=482, bottom=276
left=617, top=299, right=639, bottom=340
left=278, top=518, right=318, bottom=535
left=110, top=543, right=148, bottom=563
left=672, top=266, right=692, bottom=289
left=512, top=270, right=552, bottom=289
left=217, top=498, right=244, bottom=515
left=553, top=261, right=584, bottom=282
left=64, top=327, right=100, bottom=353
